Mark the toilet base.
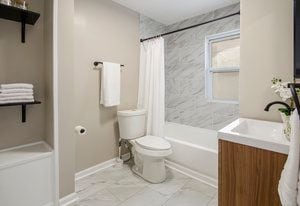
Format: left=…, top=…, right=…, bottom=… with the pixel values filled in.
left=132, top=153, right=167, bottom=184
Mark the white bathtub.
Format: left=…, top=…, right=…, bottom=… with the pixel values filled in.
left=165, top=122, right=218, bottom=187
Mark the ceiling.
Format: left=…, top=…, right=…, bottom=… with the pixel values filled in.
left=112, top=0, right=240, bottom=25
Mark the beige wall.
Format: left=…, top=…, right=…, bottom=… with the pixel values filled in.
left=58, top=0, right=76, bottom=198
left=0, top=0, right=47, bottom=149
left=239, top=0, right=293, bottom=121
left=74, top=0, right=140, bottom=172
left=44, top=0, right=54, bottom=147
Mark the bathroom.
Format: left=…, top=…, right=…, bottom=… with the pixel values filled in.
left=0, top=0, right=296, bottom=205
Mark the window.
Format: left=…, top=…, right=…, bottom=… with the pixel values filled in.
left=205, top=30, right=240, bottom=104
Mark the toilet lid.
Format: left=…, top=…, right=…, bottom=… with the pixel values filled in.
left=135, top=136, right=171, bottom=151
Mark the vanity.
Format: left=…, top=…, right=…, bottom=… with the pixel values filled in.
left=218, top=118, right=289, bottom=206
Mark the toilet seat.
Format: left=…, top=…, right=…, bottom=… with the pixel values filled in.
left=132, top=136, right=172, bottom=158
left=135, top=136, right=171, bottom=151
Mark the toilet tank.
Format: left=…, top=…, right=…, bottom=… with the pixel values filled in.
left=117, top=109, right=147, bottom=140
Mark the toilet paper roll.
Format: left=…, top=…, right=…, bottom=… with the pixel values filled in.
left=75, top=126, right=86, bottom=135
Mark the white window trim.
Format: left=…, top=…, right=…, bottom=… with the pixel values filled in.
left=205, top=29, right=240, bottom=104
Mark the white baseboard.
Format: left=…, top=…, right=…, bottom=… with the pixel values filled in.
left=59, top=193, right=79, bottom=206
left=165, top=160, right=218, bottom=188
left=75, top=158, right=117, bottom=181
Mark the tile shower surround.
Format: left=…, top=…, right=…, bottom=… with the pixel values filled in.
left=140, top=4, right=240, bottom=130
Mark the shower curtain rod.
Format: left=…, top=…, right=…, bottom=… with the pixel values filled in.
left=140, top=11, right=240, bottom=42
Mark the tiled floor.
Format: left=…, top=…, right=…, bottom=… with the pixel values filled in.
left=75, top=163, right=217, bottom=206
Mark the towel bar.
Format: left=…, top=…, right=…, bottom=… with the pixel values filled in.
left=94, top=61, right=125, bottom=67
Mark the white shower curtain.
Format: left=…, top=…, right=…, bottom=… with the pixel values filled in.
left=137, top=37, right=165, bottom=137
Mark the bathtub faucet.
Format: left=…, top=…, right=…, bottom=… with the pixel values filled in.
left=264, top=101, right=292, bottom=113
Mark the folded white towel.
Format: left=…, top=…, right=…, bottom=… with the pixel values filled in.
left=0, top=88, right=33, bottom=94
left=0, top=83, right=33, bottom=89
left=0, top=95, right=34, bottom=101
left=0, top=93, right=34, bottom=98
left=100, top=62, right=121, bottom=107
left=278, top=111, right=300, bottom=206
left=0, top=99, right=34, bottom=104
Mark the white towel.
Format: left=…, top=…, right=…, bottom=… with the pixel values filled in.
left=0, top=93, right=33, bottom=98
left=0, top=83, right=33, bottom=89
left=0, top=95, right=34, bottom=101
left=100, top=62, right=120, bottom=107
left=0, top=88, right=33, bottom=94
left=278, top=111, right=300, bottom=206
left=0, top=99, right=34, bottom=104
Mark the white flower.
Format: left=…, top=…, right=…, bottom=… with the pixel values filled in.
left=271, top=81, right=292, bottom=102
left=279, top=88, right=292, bottom=101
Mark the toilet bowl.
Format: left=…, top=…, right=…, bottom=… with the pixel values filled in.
left=117, top=110, right=172, bottom=183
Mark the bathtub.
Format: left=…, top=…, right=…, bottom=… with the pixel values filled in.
left=165, top=122, right=218, bottom=187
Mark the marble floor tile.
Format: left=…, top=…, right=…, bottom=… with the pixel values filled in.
left=147, top=178, right=189, bottom=198
left=77, top=189, right=120, bottom=206
left=118, top=187, right=170, bottom=206
left=163, top=188, right=212, bottom=206
left=76, top=164, right=218, bottom=206
left=107, top=182, right=148, bottom=201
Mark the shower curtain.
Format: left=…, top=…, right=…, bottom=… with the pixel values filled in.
left=137, top=37, right=165, bottom=137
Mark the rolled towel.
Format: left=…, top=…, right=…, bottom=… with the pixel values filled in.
left=0, top=83, right=33, bottom=89
left=0, top=99, right=34, bottom=104
left=0, top=93, right=34, bottom=98
left=0, top=88, right=33, bottom=94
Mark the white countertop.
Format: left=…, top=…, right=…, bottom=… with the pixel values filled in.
left=218, top=118, right=290, bottom=155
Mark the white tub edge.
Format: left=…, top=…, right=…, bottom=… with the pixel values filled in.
left=165, top=136, right=218, bottom=154
left=165, top=160, right=218, bottom=188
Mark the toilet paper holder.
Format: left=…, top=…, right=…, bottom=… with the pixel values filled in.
left=75, top=126, right=86, bottom=135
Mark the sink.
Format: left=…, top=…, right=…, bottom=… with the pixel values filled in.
left=218, top=118, right=290, bottom=154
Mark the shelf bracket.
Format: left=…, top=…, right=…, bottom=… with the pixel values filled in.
left=0, top=101, right=41, bottom=123
left=21, top=104, right=26, bottom=123
left=21, top=17, right=26, bottom=43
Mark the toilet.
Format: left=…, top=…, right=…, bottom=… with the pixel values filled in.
left=117, top=109, right=172, bottom=183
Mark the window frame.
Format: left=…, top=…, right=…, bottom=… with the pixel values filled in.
left=205, top=29, right=240, bottom=104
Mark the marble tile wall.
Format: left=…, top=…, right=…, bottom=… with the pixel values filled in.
left=140, top=15, right=166, bottom=40
left=140, top=3, right=240, bottom=130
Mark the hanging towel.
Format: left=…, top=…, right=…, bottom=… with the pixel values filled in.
left=278, top=111, right=300, bottom=206
left=100, top=62, right=120, bottom=107
left=0, top=88, right=33, bottom=94
left=0, top=83, right=33, bottom=89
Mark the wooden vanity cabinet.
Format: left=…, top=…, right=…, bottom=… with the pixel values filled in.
left=218, top=140, right=287, bottom=206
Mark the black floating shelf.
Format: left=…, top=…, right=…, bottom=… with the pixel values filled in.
left=0, top=101, right=41, bottom=123
left=0, top=4, right=40, bottom=43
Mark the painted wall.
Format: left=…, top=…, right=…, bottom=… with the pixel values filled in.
left=239, top=0, right=293, bottom=121
left=140, top=4, right=240, bottom=130
left=58, top=0, right=76, bottom=198
left=0, top=0, right=46, bottom=149
left=74, top=0, right=139, bottom=172
left=44, top=0, right=54, bottom=148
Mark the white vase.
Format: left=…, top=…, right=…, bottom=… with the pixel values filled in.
left=280, top=112, right=291, bottom=141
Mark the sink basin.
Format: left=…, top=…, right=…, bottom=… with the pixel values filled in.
left=218, top=118, right=289, bottom=154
